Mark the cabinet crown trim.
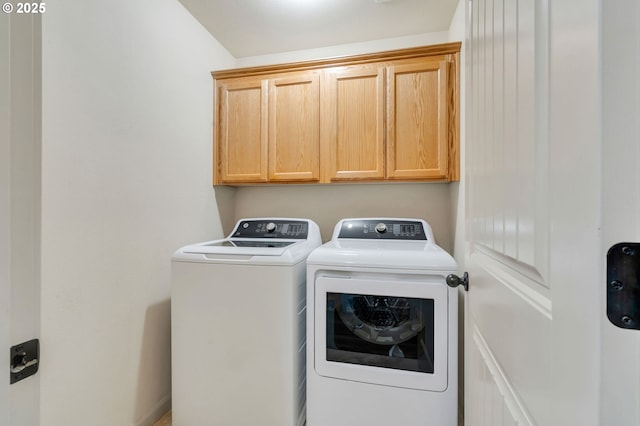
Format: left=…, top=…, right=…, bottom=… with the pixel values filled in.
left=212, top=42, right=462, bottom=80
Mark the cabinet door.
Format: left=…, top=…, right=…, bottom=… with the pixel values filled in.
left=268, top=72, right=320, bottom=182
left=321, top=65, right=385, bottom=182
left=387, top=57, right=450, bottom=180
left=216, top=79, right=268, bottom=183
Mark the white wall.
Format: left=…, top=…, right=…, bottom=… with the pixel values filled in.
left=235, top=31, right=451, bottom=68
left=40, top=1, right=234, bottom=424
left=449, top=0, right=466, bottom=266
left=235, top=184, right=454, bottom=249
left=447, top=2, right=466, bottom=424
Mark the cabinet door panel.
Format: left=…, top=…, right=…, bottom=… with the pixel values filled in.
left=268, top=72, right=320, bottom=182
left=322, top=66, right=385, bottom=182
left=216, top=80, right=267, bottom=183
left=387, top=58, right=449, bottom=180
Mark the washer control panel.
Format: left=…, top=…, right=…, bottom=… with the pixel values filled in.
left=337, top=219, right=427, bottom=240
left=232, top=220, right=309, bottom=239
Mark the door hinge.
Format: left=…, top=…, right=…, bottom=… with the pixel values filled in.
left=446, top=272, right=469, bottom=292
left=607, top=243, right=640, bottom=330
left=10, top=339, right=39, bottom=384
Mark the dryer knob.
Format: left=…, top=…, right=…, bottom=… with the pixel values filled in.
left=266, top=222, right=277, bottom=233
left=375, top=222, right=387, bottom=234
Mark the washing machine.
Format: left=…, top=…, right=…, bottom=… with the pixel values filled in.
left=306, top=218, right=459, bottom=426
left=171, top=218, right=321, bottom=426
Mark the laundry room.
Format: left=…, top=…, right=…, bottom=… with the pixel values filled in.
left=4, top=1, right=466, bottom=423
left=3, top=0, right=631, bottom=425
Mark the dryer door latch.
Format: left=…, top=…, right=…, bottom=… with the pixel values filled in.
left=446, top=272, right=469, bottom=292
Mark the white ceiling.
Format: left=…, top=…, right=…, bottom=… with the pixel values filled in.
left=178, top=0, right=460, bottom=58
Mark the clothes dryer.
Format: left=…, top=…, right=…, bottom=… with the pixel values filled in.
left=306, top=218, right=458, bottom=426
left=172, top=218, right=321, bottom=426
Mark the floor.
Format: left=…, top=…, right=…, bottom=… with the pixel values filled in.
left=152, top=407, right=456, bottom=426
left=153, top=410, right=172, bottom=426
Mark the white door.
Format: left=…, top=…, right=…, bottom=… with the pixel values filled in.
left=0, top=14, right=42, bottom=426
left=600, top=0, right=640, bottom=424
left=464, top=0, right=606, bottom=424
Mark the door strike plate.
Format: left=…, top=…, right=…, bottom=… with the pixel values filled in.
left=607, top=243, right=640, bottom=330
left=10, top=339, right=39, bottom=384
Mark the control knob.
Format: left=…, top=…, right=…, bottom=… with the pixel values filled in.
left=266, top=222, right=277, bottom=233
left=375, top=222, right=387, bottom=234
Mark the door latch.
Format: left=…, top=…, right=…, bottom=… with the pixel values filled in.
left=607, top=243, right=640, bottom=330
left=10, top=339, right=39, bottom=384
left=446, top=272, right=469, bottom=291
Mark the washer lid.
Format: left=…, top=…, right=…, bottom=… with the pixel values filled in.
left=172, top=217, right=322, bottom=265
left=180, top=239, right=299, bottom=256
left=200, top=240, right=296, bottom=249
left=173, top=238, right=318, bottom=265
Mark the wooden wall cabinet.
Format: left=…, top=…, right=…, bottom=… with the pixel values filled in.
left=268, top=72, right=320, bottom=182
left=216, top=71, right=320, bottom=184
left=217, top=78, right=268, bottom=183
left=386, top=57, right=451, bottom=180
left=213, top=42, right=460, bottom=185
left=321, top=64, right=386, bottom=182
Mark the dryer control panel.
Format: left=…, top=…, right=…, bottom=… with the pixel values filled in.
left=337, top=219, right=427, bottom=240
left=232, top=219, right=309, bottom=239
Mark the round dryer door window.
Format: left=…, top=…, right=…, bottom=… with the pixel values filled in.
left=328, top=293, right=435, bottom=373
left=314, top=276, right=449, bottom=391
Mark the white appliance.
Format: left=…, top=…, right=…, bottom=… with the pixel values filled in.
left=171, top=218, right=322, bottom=426
left=306, top=218, right=458, bottom=426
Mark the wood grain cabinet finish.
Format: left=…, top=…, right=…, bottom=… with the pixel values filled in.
left=321, top=65, right=385, bottom=182
left=387, top=56, right=450, bottom=180
left=216, top=79, right=268, bottom=183
left=268, top=71, right=320, bottom=182
left=213, top=42, right=460, bottom=185
left=215, top=72, right=320, bottom=184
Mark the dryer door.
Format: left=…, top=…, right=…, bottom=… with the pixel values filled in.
left=314, top=275, right=449, bottom=391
